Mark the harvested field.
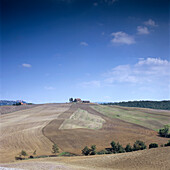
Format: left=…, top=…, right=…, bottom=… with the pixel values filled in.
left=43, top=104, right=169, bottom=155
left=0, top=105, right=40, bottom=115
left=1, top=147, right=170, bottom=170
left=0, top=104, right=71, bottom=163
left=0, top=103, right=169, bottom=165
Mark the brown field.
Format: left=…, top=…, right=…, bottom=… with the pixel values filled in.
left=0, top=104, right=40, bottom=115
left=0, top=103, right=170, bottom=169
left=0, top=103, right=71, bottom=163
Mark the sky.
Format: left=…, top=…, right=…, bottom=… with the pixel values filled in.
left=1, top=0, right=170, bottom=103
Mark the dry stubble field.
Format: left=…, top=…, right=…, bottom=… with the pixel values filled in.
left=0, top=103, right=170, bottom=169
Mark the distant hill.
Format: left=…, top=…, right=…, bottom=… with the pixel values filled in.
left=0, top=100, right=27, bottom=106
left=101, top=100, right=170, bottom=110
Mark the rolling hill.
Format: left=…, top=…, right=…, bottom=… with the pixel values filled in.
left=0, top=103, right=170, bottom=169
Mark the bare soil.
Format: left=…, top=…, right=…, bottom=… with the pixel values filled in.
left=0, top=105, right=40, bottom=115
left=43, top=104, right=168, bottom=155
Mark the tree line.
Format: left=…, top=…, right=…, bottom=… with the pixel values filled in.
left=15, top=139, right=170, bottom=160
left=82, top=140, right=170, bottom=156
left=101, top=100, right=170, bottom=110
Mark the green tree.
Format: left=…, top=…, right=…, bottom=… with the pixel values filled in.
left=125, top=144, right=133, bottom=152
left=149, top=143, right=158, bottom=149
left=133, top=140, right=146, bottom=151
left=82, top=146, right=90, bottom=156
left=74, top=98, right=77, bottom=102
left=69, top=98, right=73, bottom=103
left=90, top=145, right=96, bottom=155
left=20, top=150, right=27, bottom=158
left=110, top=141, right=125, bottom=153
left=159, top=125, right=169, bottom=138
left=52, top=144, right=59, bottom=155
left=116, top=142, right=125, bottom=153
left=164, top=140, right=170, bottom=147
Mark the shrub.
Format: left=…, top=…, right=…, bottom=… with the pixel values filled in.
left=82, top=146, right=90, bottom=156
left=133, top=140, right=146, bottom=151
left=97, top=150, right=109, bottom=155
left=90, top=145, right=96, bottom=155
left=59, top=152, right=74, bottom=156
left=29, top=155, right=34, bottom=158
left=149, top=143, right=158, bottom=149
left=125, top=144, right=133, bottom=152
left=164, top=140, right=170, bottom=147
left=20, top=150, right=27, bottom=157
left=52, top=144, right=59, bottom=154
left=158, top=125, right=169, bottom=138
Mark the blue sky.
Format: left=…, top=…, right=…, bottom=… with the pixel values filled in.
left=1, top=0, right=170, bottom=103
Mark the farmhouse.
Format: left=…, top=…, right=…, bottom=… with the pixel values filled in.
left=75, top=98, right=82, bottom=103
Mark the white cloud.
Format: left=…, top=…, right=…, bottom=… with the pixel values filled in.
left=104, top=58, right=170, bottom=84
left=44, top=86, right=56, bottom=90
left=79, top=80, right=101, bottom=88
left=80, top=41, right=88, bottom=46
left=111, top=32, right=135, bottom=45
left=137, top=26, right=150, bottom=35
left=136, top=58, right=169, bottom=66
left=22, top=63, right=32, bottom=68
left=144, top=19, right=158, bottom=27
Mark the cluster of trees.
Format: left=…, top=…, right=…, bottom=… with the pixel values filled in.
left=82, top=140, right=170, bottom=156
left=102, top=100, right=170, bottom=110
left=82, top=140, right=147, bottom=156
left=82, top=145, right=97, bottom=156
left=69, top=98, right=77, bottom=102
left=158, top=125, right=170, bottom=138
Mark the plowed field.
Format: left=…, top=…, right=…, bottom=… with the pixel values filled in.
left=0, top=103, right=169, bottom=167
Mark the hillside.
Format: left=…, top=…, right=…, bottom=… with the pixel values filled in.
left=0, top=103, right=169, bottom=165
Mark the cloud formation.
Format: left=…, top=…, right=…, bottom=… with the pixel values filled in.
left=104, top=58, right=170, bottom=84
left=80, top=41, right=88, bottom=46
left=144, top=19, right=158, bottom=27
left=111, top=32, right=135, bottom=45
left=137, top=26, right=149, bottom=35
left=22, top=63, right=32, bottom=68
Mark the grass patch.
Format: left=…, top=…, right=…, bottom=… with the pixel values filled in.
left=59, top=108, right=105, bottom=130
left=91, top=105, right=170, bottom=130
left=58, top=152, right=77, bottom=156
